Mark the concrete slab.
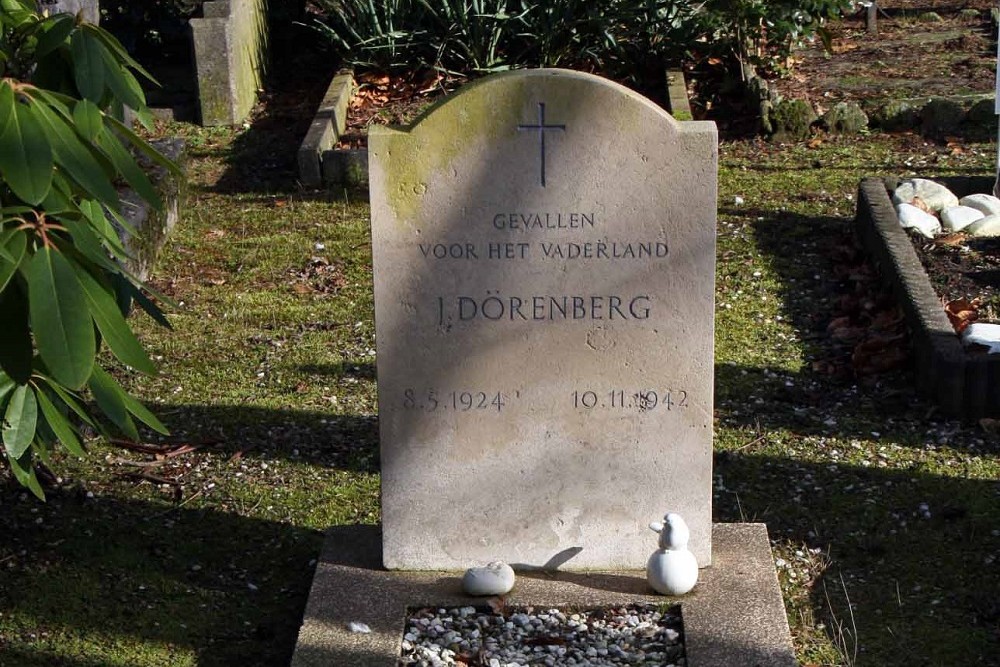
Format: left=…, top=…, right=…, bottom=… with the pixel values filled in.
left=291, top=523, right=796, bottom=667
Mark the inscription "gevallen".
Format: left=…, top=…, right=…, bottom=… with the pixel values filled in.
left=493, top=212, right=596, bottom=230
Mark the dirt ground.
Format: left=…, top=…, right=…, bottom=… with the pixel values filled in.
left=772, top=0, right=996, bottom=110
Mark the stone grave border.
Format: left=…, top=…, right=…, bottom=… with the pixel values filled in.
left=855, top=175, right=1000, bottom=419
left=290, top=523, right=796, bottom=667
left=296, top=69, right=695, bottom=189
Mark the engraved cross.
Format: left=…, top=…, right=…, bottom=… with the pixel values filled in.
left=517, top=102, right=565, bottom=187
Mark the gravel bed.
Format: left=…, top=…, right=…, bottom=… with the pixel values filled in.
left=398, top=603, right=685, bottom=667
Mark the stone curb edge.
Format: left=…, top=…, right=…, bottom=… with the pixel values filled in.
left=854, top=176, right=1000, bottom=419
left=297, top=68, right=355, bottom=187
left=297, top=68, right=696, bottom=190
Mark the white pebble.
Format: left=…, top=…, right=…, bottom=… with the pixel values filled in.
left=940, top=205, right=984, bottom=232
left=896, top=203, right=941, bottom=238
left=966, top=214, right=1000, bottom=237
left=959, top=193, right=1000, bottom=216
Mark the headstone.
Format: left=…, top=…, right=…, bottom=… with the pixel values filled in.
left=370, top=69, right=717, bottom=570
left=36, top=0, right=98, bottom=23
left=190, top=0, right=269, bottom=126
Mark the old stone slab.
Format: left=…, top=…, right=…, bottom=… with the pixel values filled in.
left=290, top=523, right=796, bottom=667
left=190, top=0, right=269, bottom=126
left=369, top=69, right=717, bottom=570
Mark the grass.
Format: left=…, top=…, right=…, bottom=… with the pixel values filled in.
left=1, top=116, right=999, bottom=666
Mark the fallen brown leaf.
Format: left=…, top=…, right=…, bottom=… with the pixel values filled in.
left=944, top=297, right=981, bottom=333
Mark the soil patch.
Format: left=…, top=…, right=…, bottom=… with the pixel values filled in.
left=909, top=232, right=1000, bottom=322
left=772, top=0, right=996, bottom=111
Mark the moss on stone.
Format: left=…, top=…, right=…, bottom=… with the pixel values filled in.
left=768, top=98, right=816, bottom=143
left=921, top=98, right=965, bottom=139
left=822, top=101, right=868, bottom=135
left=963, top=98, right=996, bottom=140
left=871, top=100, right=919, bottom=132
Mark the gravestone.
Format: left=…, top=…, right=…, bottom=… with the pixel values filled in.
left=370, top=69, right=717, bottom=571
left=36, top=0, right=98, bottom=23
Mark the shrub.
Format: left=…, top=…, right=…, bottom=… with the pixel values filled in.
left=1, top=0, right=178, bottom=497
left=309, top=0, right=850, bottom=85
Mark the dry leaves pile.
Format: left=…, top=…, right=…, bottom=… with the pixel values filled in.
left=338, top=70, right=459, bottom=149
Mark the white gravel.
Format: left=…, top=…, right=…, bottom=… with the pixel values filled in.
left=398, top=603, right=685, bottom=666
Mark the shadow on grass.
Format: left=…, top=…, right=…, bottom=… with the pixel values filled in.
left=209, top=21, right=338, bottom=197
left=0, top=486, right=326, bottom=667
left=145, top=403, right=380, bottom=473
left=713, top=451, right=1000, bottom=666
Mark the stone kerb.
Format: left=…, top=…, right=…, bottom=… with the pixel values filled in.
left=190, top=0, right=269, bottom=126
left=855, top=176, right=1000, bottom=418
left=297, top=69, right=355, bottom=188
left=300, top=69, right=697, bottom=188
left=370, top=69, right=717, bottom=570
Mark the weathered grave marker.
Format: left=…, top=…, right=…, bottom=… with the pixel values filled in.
left=370, top=69, right=717, bottom=570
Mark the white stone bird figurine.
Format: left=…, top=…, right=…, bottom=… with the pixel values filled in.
left=646, top=512, right=698, bottom=595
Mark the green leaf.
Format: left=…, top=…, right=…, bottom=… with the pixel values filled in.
left=99, top=45, right=144, bottom=110
left=0, top=227, right=27, bottom=293
left=121, top=390, right=168, bottom=435
left=115, top=277, right=172, bottom=329
left=34, top=386, right=85, bottom=456
left=103, top=115, right=183, bottom=179
left=57, top=215, right=127, bottom=273
left=31, top=99, right=121, bottom=210
left=0, top=81, right=15, bottom=139
left=27, top=247, right=95, bottom=390
left=0, top=373, right=14, bottom=407
left=82, top=23, right=158, bottom=85
left=0, top=283, right=32, bottom=383
left=70, top=29, right=106, bottom=102
left=40, top=172, right=75, bottom=213
left=8, top=450, right=44, bottom=500
left=72, top=99, right=102, bottom=141
left=0, top=96, right=54, bottom=205
left=34, top=13, right=75, bottom=59
left=70, top=262, right=156, bottom=374
left=87, top=364, right=137, bottom=440
left=96, top=126, right=162, bottom=210
left=3, top=383, right=37, bottom=459
left=37, top=373, right=93, bottom=427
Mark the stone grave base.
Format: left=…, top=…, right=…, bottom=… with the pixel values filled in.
left=290, top=523, right=795, bottom=667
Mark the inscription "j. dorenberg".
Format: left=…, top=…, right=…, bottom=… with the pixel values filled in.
left=437, top=294, right=651, bottom=324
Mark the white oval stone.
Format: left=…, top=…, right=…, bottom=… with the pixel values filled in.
left=892, top=178, right=959, bottom=211
left=959, top=193, right=1000, bottom=217
left=940, top=205, right=984, bottom=232
left=962, top=323, right=1000, bottom=354
left=462, top=561, right=515, bottom=596
left=896, top=203, right=941, bottom=238
left=966, top=214, right=1000, bottom=237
